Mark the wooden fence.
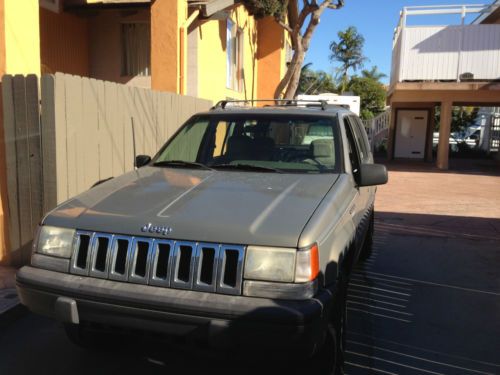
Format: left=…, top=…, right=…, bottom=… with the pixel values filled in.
left=1, top=73, right=212, bottom=265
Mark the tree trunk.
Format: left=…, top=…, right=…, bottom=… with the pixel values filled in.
left=283, top=49, right=305, bottom=99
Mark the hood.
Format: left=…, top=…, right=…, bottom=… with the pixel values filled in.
left=44, top=167, right=339, bottom=248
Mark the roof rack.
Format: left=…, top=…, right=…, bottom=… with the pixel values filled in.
left=211, top=99, right=329, bottom=111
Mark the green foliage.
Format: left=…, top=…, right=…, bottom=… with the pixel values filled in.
left=329, top=26, right=367, bottom=93
left=348, top=76, right=386, bottom=120
left=298, top=63, right=337, bottom=95
left=434, top=106, right=478, bottom=134
left=242, top=0, right=288, bottom=19
left=361, top=66, right=386, bottom=82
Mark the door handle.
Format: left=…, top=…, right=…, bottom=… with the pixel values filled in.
left=349, top=205, right=356, bottom=216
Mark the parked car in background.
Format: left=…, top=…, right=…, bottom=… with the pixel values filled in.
left=16, top=100, right=387, bottom=374
left=433, top=125, right=481, bottom=151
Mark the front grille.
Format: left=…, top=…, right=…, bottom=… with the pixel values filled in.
left=70, top=231, right=245, bottom=295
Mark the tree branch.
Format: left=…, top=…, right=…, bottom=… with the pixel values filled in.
left=275, top=18, right=293, bottom=33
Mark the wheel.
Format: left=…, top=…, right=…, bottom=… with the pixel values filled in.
left=296, top=278, right=347, bottom=375
left=359, top=211, right=374, bottom=262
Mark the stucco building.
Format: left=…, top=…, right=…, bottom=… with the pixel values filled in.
left=387, top=2, right=500, bottom=169
left=0, top=0, right=290, bottom=263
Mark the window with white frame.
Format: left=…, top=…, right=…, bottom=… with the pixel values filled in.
left=226, top=20, right=244, bottom=91
left=121, top=23, right=151, bottom=77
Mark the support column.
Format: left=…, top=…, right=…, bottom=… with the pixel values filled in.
left=437, top=100, right=452, bottom=170
left=386, top=106, right=397, bottom=160
left=425, top=107, right=435, bottom=162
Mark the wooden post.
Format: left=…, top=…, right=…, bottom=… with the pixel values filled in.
left=437, top=100, right=452, bottom=170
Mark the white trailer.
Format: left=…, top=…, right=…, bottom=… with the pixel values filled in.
left=296, top=93, right=361, bottom=116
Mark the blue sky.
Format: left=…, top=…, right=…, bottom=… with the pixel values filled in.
left=305, top=0, right=491, bottom=83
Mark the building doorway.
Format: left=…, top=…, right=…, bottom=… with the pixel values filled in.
left=394, top=110, right=429, bottom=159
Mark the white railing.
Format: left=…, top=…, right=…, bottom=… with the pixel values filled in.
left=363, top=109, right=391, bottom=152
left=391, top=4, right=500, bottom=84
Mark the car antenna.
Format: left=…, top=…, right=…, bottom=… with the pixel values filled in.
left=131, top=117, right=137, bottom=169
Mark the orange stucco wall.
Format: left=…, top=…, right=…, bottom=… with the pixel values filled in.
left=0, top=0, right=8, bottom=263
left=151, top=0, right=179, bottom=92
left=40, top=7, right=89, bottom=76
left=257, top=17, right=283, bottom=99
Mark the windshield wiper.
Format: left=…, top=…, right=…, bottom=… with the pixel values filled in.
left=153, top=160, right=214, bottom=171
left=212, top=164, right=283, bottom=173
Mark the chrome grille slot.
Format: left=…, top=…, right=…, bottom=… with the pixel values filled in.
left=70, top=231, right=245, bottom=295
left=129, top=238, right=154, bottom=284
left=149, top=240, right=174, bottom=287
left=217, top=245, right=245, bottom=295
left=171, top=242, right=196, bottom=289
left=109, top=236, right=131, bottom=281
left=89, top=234, right=113, bottom=278
left=70, top=231, right=93, bottom=276
left=194, top=243, right=219, bottom=292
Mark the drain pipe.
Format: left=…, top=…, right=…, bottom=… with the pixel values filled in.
left=179, top=9, right=200, bottom=95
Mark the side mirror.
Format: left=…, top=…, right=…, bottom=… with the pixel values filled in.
left=135, top=155, right=151, bottom=168
left=358, top=164, right=388, bottom=187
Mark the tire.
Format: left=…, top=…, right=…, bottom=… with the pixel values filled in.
left=333, top=274, right=348, bottom=375
left=359, top=211, right=374, bottom=262
left=297, top=278, right=347, bottom=375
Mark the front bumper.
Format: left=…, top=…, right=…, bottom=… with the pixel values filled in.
left=16, top=266, right=333, bottom=357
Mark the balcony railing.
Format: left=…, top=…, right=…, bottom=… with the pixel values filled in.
left=391, top=4, right=500, bottom=85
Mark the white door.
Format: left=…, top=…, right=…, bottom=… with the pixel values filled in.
left=394, top=110, right=428, bottom=159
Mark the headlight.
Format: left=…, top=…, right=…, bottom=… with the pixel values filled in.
left=244, top=244, right=320, bottom=284
left=244, top=246, right=296, bottom=282
left=36, top=226, right=76, bottom=258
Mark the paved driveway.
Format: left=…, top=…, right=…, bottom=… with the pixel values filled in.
left=1, top=161, right=499, bottom=375
left=345, top=161, right=500, bottom=375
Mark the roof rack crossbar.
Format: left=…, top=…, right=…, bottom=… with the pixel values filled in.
left=211, top=99, right=329, bottom=111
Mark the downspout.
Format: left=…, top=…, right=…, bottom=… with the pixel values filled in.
left=179, top=9, right=200, bottom=95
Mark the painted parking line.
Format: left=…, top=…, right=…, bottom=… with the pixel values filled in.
left=347, top=308, right=412, bottom=323
left=347, top=301, right=413, bottom=316
left=349, top=278, right=413, bottom=292
left=349, top=283, right=411, bottom=296
left=360, top=270, right=500, bottom=296
left=347, top=341, right=495, bottom=375
left=351, top=273, right=412, bottom=286
left=346, top=351, right=445, bottom=375
left=348, top=295, right=407, bottom=308
left=348, top=288, right=410, bottom=302
left=345, top=361, right=399, bottom=375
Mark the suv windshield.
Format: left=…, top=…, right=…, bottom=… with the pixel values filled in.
left=154, top=114, right=341, bottom=173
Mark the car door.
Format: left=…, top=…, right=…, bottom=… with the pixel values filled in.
left=343, top=115, right=372, bottom=256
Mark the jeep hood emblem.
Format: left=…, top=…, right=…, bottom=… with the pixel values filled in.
left=141, top=223, right=173, bottom=236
